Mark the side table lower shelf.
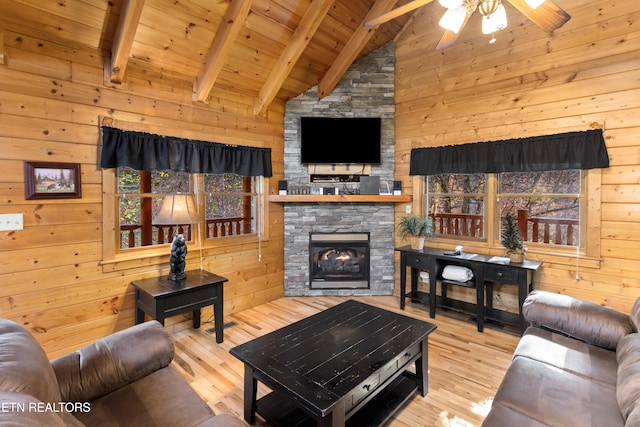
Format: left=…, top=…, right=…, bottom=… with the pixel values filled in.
left=255, top=372, right=419, bottom=427
left=406, top=291, right=479, bottom=319
left=405, top=291, right=521, bottom=332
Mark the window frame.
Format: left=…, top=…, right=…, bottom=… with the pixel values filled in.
left=417, top=169, right=602, bottom=266
left=101, top=169, right=269, bottom=272
left=426, top=173, right=487, bottom=242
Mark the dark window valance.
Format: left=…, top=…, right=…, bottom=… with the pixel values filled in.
left=100, top=126, right=272, bottom=177
left=410, top=129, right=608, bottom=176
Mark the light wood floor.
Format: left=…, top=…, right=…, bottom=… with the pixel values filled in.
left=169, top=296, right=520, bottom=427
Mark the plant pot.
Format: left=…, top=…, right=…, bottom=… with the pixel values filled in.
left=410, top=236, right=425, bottom=251
left=507, top=250, right=525, bottom=263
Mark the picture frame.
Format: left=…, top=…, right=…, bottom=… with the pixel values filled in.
left=24, top=161, right=82, bottom=200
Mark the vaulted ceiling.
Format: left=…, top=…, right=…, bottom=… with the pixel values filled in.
left=0, top=0, right=417, bottom=115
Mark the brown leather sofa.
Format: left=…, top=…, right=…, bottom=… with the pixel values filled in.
left=0, top=318, right=243, bottom=426
left=483, top=290, right=640, bottom=426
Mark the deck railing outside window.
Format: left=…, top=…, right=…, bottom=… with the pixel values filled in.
left=430, top=209, right=578, bottom=246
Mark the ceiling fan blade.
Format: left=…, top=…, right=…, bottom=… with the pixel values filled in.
left=435, top=9, right=473, bottom=50
left=365, top=0, right=436, bottom=28
left=507, top=0, right=570, bottom=32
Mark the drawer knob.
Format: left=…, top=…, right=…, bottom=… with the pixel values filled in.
left=363, top=384, right=371, bottom=391
left=497, top=272, right=503, bottom=277
left=404, top=352, right=412, bottom=358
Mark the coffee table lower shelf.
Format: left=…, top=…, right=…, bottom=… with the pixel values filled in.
left=255, top=372, right=419, bottom=427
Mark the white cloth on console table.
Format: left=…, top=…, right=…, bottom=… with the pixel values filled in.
left=442, top=265, right=473, bottom=282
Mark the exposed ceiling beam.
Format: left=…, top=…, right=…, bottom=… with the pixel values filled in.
left=318, top=0, right=399, bottom=100
left=193, top=0, right=252, bottom=104
left=0, top=30, right=4, bottom=64
left=365, top=0, right=435, bottom=28
left=109, top=0, right=145, bottom=84
left=254, top=0, right=336, bottom=116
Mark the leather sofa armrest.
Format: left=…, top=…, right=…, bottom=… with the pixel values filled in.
left=51, top=321, right=174, bottom=403
left=523, top=290, right=633, bottom=350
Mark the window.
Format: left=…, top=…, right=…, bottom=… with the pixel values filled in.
left=117, top=169, right=192, bottom=249
left=115, top=168, right=260, bottom=251
left=498, top=170, right=582, bottom=247
left=427, top=174, right=486, bottom=240
left=425, top=170, right=585, bottom=250
left=203, top=174, right=258, bottom=239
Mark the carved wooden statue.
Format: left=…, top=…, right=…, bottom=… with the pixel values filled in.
left=168, top=234, right=187, bottom=281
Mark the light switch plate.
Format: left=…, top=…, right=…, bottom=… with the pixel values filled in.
left=0, top=214, right=24, bottom=231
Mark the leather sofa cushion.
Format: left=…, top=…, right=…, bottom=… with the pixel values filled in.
left=617, top=334, right=640, bottom=421
left=72, top=367, right=215, bottom=427
left=515, top=327, right=617, bottom=388
left=0, top=320, right=62, bottom=405
left=482, top=402, right=551, bottom=427
left=522, top=290, right=633, bottom=350
left=52, top=321, right=174, bottom=403
left=491, top=357, right=624, bottom=427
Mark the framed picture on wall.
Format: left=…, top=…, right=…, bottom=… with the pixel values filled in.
left=24, top=161, right=82, bottom=200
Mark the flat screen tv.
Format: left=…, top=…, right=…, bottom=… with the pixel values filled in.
left=300, top=117, right=382, bottom=164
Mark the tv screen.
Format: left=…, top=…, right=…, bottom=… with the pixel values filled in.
left=300, top=117, right=382, bottom=164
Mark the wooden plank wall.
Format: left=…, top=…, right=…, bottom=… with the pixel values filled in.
left=0, top=31, right=285, bottom=358
left=394, top=0, right=640, bottom=313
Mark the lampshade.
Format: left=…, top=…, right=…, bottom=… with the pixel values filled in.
left=525, top=0, right=545, bottom=8
left=439, top=6, right=467, bottom=33
left=482, top=3, right=508, bottom=34
left=154, top=194, right=200, bottom=225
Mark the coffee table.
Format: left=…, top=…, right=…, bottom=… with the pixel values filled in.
left=230, top=300, right=437, bottom=427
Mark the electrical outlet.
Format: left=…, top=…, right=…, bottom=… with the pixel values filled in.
left=0, top=214, right=23, bottom=231
left=405, top=205, right=411, bottom=214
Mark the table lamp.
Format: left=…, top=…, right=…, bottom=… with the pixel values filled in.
left=153, top=193, right=200, bottom=281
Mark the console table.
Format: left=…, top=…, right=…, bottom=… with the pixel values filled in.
left=396, top=246, right=541, bottom=334
left=131, top=270, right=228, bottom=343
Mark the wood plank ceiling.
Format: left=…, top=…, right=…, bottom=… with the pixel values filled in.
left=0, top=0, right=414, bottom=115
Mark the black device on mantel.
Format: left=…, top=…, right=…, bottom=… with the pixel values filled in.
left=300, top=117, right=382, bottom=164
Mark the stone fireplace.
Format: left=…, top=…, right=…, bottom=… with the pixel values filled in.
left=282, top=42, right=396, bottom=297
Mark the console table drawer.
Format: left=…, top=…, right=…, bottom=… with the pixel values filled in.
left=484, top=266, right=518, bottom=283
left=406, top=255, right=430, bottom=269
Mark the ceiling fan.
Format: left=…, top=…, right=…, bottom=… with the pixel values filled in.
left=365, top=0, right=570, bottom=50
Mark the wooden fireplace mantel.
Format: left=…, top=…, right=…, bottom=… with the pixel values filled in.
left=268, top=194, right=412, bottom=203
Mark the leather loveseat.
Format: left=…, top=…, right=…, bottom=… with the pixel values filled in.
left=0, top=318, right=243, bottom=426
left=483, top=290, right=640, bottom=426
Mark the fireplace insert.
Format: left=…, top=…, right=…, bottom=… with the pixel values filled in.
left=309, top=232, right=370, bottom=289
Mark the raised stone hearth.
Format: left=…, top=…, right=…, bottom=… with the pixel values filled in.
left=283, top=42, right=396, bottom=297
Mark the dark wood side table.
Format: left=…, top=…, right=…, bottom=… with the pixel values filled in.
left=130, top=270, right=228, bottom=343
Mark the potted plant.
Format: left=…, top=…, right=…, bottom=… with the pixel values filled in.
left=501, top=213, right=525, bottom=263
left=398, top=214, right=433, bottom=250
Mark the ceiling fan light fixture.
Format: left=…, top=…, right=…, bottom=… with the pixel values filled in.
left=439, top=6, right=467, bottom=33
left=481, top=3, right=507, bottom=34
left=478, top=0, right=499, bottom=16
left=439, top=0, right=464, bottom=9
left=524, top=0, right=546, bottom=8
